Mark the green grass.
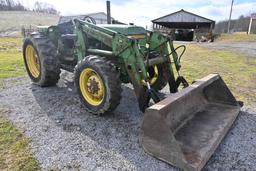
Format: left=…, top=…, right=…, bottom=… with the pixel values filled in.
left=177, top=44, right=256, bottom=105
left=0, top=37, right=26, bottom=88
left=216, top=33, right=256, bottom=42
left=0, top=112, right=40, bottom=171
left=0, top=37, right=40, bottom=170
left=0, top=11, right=59, bottom=33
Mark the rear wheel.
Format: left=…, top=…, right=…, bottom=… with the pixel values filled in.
left=74, top=55, right=122, bottom=115
left=24, top=44, right=40, bottom=78
left=23, top=33, right=61, bottom=86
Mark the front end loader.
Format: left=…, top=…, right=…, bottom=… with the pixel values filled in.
left=22, top=17, right=241, bottom=170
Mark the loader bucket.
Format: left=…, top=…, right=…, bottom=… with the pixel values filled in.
left=140, top=74, right=240, bottom=171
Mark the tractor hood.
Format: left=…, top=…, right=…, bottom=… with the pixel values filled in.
left=99, top=24, right=146, bottom=38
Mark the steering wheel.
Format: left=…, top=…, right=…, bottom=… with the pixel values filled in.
left=82, top=16, right=96, bottom=25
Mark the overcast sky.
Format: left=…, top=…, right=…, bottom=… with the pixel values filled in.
left=21, top=0, right=256, bottom=27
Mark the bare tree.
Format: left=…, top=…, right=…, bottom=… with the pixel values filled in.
left=215, top=12, right=256, bottom=34
left=6, top=0, right=14, bottom=10
left=0, top=0, right=27, bottom=11
left=33, top=1, right=58, bottom=14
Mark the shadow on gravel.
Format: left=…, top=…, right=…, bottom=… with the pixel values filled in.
left=29, top=73, right=256, bottom=170
left=31, top=73, right=175, bottom=170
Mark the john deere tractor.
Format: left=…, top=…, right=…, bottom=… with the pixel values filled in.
left=23, top=17, right=241, bottom=171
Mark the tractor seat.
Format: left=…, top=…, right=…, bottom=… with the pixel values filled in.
left=61, top=34, right=77, bottom=49
left=58, top=20, right=74, bottom=34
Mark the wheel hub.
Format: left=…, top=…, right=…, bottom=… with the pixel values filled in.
left=79, top=68, right=105, bottom=106
left=87, top=76, right=100, bottom=94
left=25, top=45, right=40, bottom=78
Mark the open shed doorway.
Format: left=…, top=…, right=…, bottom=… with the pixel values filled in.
left=152, top=9, right=215, bottom=41
left=173, top=29, right=194, bottom=41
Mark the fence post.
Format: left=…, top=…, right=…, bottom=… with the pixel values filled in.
left=248, top=17, right=253, bottom=34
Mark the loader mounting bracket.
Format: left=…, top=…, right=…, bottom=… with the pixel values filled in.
left=176, top=76, right=189, bottom=88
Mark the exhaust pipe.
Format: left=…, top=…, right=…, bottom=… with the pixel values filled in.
left=106, top=1, right=111, bottom=24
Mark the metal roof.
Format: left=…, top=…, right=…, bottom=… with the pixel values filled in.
left=152, top=9, right=215, bottom=29
left=152, top=9, right=214, bottom=23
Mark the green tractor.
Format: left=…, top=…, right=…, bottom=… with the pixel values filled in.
left=23, top=17, right=241, bottom=171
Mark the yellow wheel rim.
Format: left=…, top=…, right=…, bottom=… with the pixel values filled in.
left=79, top=68, right=105, bottom=106
left=25, top=45, right=40, bottom=78
left=149, top=65, right=158, bottom=85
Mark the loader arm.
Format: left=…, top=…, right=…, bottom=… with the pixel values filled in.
left=73, top=19, right=147, bottom=81
left=73, top=19, right=186, bottom=110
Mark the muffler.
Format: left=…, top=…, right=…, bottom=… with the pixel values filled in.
left=140, top=74, right=240, bottom=171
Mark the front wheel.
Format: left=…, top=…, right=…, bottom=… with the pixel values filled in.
left=74, top=55, right=122, bottom=115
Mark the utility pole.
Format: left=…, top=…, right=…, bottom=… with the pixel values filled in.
left=227, top=0, right=234, bottom=33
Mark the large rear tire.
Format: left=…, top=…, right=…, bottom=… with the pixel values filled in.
left=23, top=33, right=61, bottom=86
left=74, top=55, right=122, bottom=115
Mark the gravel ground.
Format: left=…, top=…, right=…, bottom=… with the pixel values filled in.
left=0, top=73, right=256, bottom=171
left=199, top=41, right=256, bottom=58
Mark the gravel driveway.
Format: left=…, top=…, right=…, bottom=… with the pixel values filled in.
left=0, top=73, right=256, bottom=171
left=200, top=41, right=256, bottom=58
